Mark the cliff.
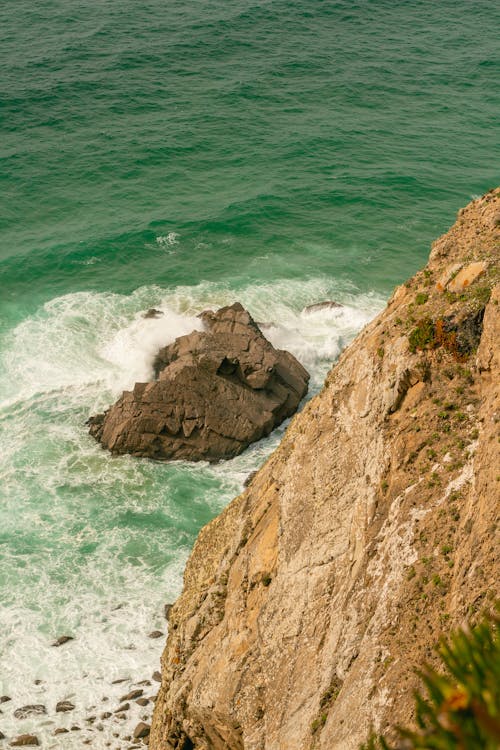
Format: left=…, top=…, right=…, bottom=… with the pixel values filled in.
left=150, top=190, right=500, bottom=750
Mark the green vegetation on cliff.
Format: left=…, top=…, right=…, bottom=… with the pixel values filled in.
left=362, top=610, right=500, bottom=749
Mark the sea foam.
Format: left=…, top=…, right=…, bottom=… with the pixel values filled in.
left=0, top=278, right=382, bottom=747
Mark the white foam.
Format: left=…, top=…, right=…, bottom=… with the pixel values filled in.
left=100, top=308, right=202, bottom=389
left=156, top=232, right=179, bottom=248
left=0, top=277, right=384, bottom=747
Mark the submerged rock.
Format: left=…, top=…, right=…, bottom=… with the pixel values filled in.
left=303, top=300, right=343, bottom=313
left=88, top=303, right=309, bottom=462
left=143, top=308, right=164, bottom=319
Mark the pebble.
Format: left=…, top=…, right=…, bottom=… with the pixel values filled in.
left=133, top=722, right=150, bottom=739
left=120, top=689, right=143, bottom=702
left=51, top=635, right=74, bottom=647
left=13, top=705, right=46, bottom=719
left=9, top=736, right=39, bottom=747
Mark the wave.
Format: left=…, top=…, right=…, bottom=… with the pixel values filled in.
left=0, top=277, right=383, bottom=746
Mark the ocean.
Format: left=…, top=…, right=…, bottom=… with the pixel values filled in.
left=0, top=0, right=499, bottom=745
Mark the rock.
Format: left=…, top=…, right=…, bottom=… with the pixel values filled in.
left=9, top=735, right=39, bottom=747
left=115, top=703, right=130, bottom=712
left=70, top=725, right=80, bottom=731
left=447, top=261, right=487, bottom=292
left=13, top=705, right=46, bottom=719
left=303, top=300, right=343, bottom=313
left=436, top=262, right=462, bottom=292
left=88, top=303, right=309, bottom=462
left=115, top=712, right=127, bottom=719
left=136, top=697, right=149, bottom=706
left=33, top=680, right=42, bottom=686
left=51, top=635, right=73, bottom=647
left=101, top=712, right=112, bottom=719
left=120, top=689, right=143, bottom=702
left=0, top=731, right=4, bottom=740
left=54, top=728, right=69, bottom=735
left=56, top=700, right=75, bottom=713
left=136, top=680, right=152, bottom=686
left=163, top=604, right=173, bottom=621
left=111, top=678, right=129, bottom=684
left=0, top=696, right=11, bottom=703
left=143, top=309, right=164, bottom=319
left=152, top=672, right=161, bottom=683
left=133, top=722, right=150, bottom=739
left=148, top=631, right=163, bottom=639
left=243, top=470, right=258, bottom=488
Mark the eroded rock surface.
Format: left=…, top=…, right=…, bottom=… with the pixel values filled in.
left=88, top=303, right=309, bottom=462
left=150, top=190, right=499, bottom=750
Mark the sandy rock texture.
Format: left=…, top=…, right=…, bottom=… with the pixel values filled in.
left=88, top=303, right=309, bottom=462
left=150, top=190, right=499, bottom=750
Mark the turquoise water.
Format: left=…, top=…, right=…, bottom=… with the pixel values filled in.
left=1, top=0, right=499, bottom=744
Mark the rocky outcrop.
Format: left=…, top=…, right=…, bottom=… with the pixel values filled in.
left=149, top=190, right=500, bottom=750
left=88, top=303, right=309, bottom=462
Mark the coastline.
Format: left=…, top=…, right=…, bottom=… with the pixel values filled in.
left=150, top=190, right=500, bottom=750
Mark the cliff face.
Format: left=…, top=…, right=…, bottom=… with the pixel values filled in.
left=150, top=190, right=500, bottom=750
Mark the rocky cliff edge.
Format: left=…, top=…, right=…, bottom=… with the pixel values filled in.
left=150, top=190, right=500, bottom=750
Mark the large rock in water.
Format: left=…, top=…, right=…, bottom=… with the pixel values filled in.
left=88, top=303, right=309, bottom=461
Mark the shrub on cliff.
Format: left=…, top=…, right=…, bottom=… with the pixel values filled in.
left=361, top=608, right=500, bottom=749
